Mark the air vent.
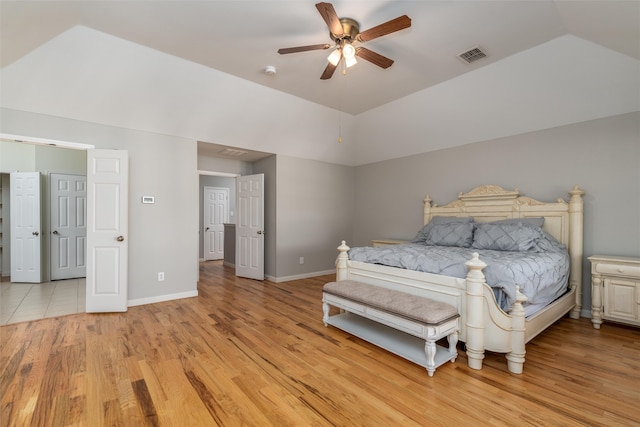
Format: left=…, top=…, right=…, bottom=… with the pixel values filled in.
left=457, top=46, right=487, bottom=64
left=219, top=148, right=249, bottom=157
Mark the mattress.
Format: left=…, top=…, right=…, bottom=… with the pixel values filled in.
left=348, top=242, right=570, bottom=316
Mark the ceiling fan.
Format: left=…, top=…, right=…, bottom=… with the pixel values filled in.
left=278, top=2, right=411, bottom=80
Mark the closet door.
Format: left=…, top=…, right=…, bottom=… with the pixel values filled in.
left=10, top=172, right=41, bottom=283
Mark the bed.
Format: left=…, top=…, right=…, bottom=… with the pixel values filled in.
left=335, top=184, right=584, bottom=374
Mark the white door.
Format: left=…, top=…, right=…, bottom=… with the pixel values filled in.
left=236, top=174, right=264, bottom=280
left=86, top=149, right=128, bottom=312
left=204, top=187, right=228, bottom=261
left=10, top=172, right=41, bottom=283
left=50, top=173, right=87, bottom=280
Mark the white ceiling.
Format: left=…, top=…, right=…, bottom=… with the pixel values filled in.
left=2, top=0, right=639, bottom=116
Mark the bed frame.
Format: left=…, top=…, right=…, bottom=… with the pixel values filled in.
left=336, top=184, right=584, bottom=374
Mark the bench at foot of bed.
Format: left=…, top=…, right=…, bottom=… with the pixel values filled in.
left=322, top=280, right=460, bottom=376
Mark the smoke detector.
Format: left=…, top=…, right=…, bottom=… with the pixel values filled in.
left=264, top=65, right=277, bottom=75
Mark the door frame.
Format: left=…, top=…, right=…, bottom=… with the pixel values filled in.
left=198, top=171, right=238, bottom=280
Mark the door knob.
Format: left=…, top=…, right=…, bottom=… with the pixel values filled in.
left=116, top=235, right=125, bottom=242
left=32, top=231, right=39, bottom=236
left=257, top=230, right=265, bottom=235
left=52, top=230, right=59, bottom=235
left=205, top=227, right=210, bottom=231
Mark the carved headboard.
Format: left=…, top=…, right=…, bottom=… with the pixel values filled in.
left=423, top=185, right=585, bottom=292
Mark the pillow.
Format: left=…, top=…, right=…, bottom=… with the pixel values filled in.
left=425, top=222, right=475, bottom=247
left=488, top=217, right=545, bottom=227
left=412, top=216, right=474, bottom=244
left=471, top=222, right=542, bottom=252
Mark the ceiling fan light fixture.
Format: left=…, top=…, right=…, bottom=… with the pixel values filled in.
left=327, top=48, right=342, bottom=66
left=342, top=42, right=356, bottom=59
left=345, top=55, right=357, bottom=68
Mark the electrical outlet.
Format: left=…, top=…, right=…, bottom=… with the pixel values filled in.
left=299, top=257, right=304, bottom=265
left=158, top=272, right=165, bottom=281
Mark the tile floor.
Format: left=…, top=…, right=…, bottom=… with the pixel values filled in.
left=0, top=278, right=85, bottom=325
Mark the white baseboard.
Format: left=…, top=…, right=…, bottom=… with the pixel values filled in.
left=128, top=289, right=198, bottom=307
left=268, top=269, right=335, bottom=283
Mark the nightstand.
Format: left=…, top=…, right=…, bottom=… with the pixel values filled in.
left=371, top=239, right=410, bottom=247
left=588, top=255, right=640, bottom=329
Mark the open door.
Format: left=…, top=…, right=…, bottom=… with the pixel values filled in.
left=10, top=172, right=41, bottom=283
left=86, top=149, right=128, bottom=312
left=235, top=174, right=264, bottom=280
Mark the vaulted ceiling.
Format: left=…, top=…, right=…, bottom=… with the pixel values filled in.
left=2, top=1, right=639, bottom=115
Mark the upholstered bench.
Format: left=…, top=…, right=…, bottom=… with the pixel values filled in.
left=322, top=280, right=460, bottom=376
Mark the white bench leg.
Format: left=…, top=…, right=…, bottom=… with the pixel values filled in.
left=322, top=301, right=330, bottom=326
left=448, top=330, right=459, bottom=362
left=425, top=340, right=436, bottom=377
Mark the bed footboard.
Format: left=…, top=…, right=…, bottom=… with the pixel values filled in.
left=336, top=242, right=529, bottom=373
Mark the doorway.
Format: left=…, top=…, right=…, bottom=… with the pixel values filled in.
left=0, top=138, right=93, bottom=323
left=199, top=174, right=236, bottom=262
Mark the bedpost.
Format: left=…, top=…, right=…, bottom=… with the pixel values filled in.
left=336, top=241, right=350, bottom=281
left=423, top=195, right=432, bottom=225
left=568, top=185, right=585, bottom=319
left=465, top=253, right=487, bottom=370
left=506, top=287, right=527, bottom=374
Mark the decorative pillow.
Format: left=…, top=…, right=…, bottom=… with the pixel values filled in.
left=412, top=216, right=474, bottom=244
left=425, top=222, right=475, bottom=247
left=471, top=222, right=542, bottom=252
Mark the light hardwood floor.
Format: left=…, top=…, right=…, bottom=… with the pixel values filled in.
left=1, top=261, right=639, bottom=426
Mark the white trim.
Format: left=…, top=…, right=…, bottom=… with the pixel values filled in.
left=0, top=133, right=95, bottom=150
left=268, top=269, right=335, bottom=283
left=198, top=170, right=240, bottom=178
left=128, top=290, right=198, bottom=307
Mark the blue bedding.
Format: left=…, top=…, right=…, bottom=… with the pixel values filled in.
left=348, top=226, right=570, bottom=314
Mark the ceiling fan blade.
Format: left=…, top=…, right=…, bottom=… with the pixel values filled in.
left=316, top=2, right=343, bottom=36
left=278, top=44, right=331, bottom=55
left=355, top=47, right=394, bottom=69
left=320, top=61, right=338, bottom=80
left=356, top=15, right=411, bottom=42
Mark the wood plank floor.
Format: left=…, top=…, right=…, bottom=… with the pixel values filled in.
left=1, top=260, right=639, bottom=426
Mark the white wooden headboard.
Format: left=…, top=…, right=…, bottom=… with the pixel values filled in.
left=423, top=185, right=585, bottom=294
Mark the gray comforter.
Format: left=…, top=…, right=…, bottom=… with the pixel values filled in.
left=348, top=242, right=570, bottom=314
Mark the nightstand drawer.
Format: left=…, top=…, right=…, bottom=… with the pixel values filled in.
left=595, top=263, right=640, bottom=279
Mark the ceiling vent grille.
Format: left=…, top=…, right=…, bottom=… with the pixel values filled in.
left=457, top=46, right=487, bottom=64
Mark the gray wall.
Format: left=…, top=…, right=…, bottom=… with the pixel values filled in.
left=353, top=112, right=640, bottom=315
left=274, top=155, right=355, bottom=280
